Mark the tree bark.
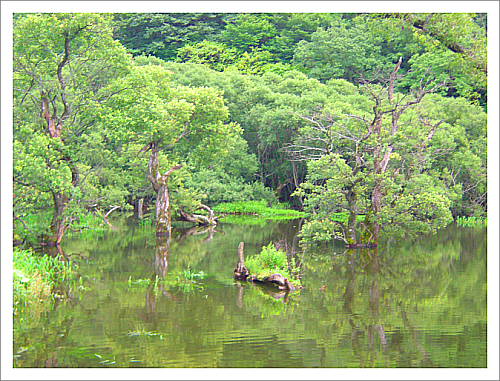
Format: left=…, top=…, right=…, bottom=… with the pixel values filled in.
left=155, top=234, right=170, bottom=278
left=345, top=186, right=359, bottom=245
left=138, top=198, right=144, bottom=220
left=146, top=141, right=183, bottom=236
left=46, top=191, right=69, bottom=246
left=233, top=242, right=250, bottom=280
left=179, top=204, right=217, bottom=226
left=155, top=166, right=182, bottom=236
left=38, top=35, right=77, bottom=245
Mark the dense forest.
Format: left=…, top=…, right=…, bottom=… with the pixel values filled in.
left=13, top=12, right=487, bottom=247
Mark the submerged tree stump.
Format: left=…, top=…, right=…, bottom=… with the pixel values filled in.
left=248, top=273, right=296, bottom=292
left=233, top=242, right=295, bottom=292
left=233, top=242, right=250, bottom=280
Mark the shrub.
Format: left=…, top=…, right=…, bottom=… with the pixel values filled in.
left=245, top=242, right=301, bottom=288
left=13, top=248, right=75, bottom=322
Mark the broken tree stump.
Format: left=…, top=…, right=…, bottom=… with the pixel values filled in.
left=233, top=242, right=295, bottom=292
left=233, top=242, right=250, bottom=280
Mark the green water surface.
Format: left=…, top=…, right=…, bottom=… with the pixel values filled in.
left=13, top=218, right=487, bottom=368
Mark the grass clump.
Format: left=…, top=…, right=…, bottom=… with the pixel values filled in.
left=245, top=242, right=301, bottom=289
left=214, top=200, right=305, bottom=220
left=456, top=216, right=487, bottom=227
left=13, top=247, right=75, bottom=320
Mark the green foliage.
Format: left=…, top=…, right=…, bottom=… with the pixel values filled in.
left=181, top=134, right=270, bottom=205
left=298, top=214, right=366, bottom=246
left=114, top=13, right=227, bottom=61
left=184, top=169, right=266, bottom=205
left=13, top=13, right=133, bottom=243
left=292, top=73, right=465, bottom=245
left=115, top=12, right=340, bottom=66
left=100, top=64, right=239, bottom=163
left=176, top=40, right=240, bottom=71
left=213, top=200, right=305, bottom=219
left=219, top=13, right=277, bottom=52
left=367, top=13, right=487, bottom=104
left=12, top=12, right=488, bottom=247
left=292, top=18, right=393, bottom=83
left=245, top=243, right=301, bottom=288
left=456, top=216, right=487, bottom=227
left=376, top=173, right=454, bottom=239
left=13, top=248, right=76, bottom=320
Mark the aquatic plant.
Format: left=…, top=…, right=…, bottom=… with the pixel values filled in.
left=245, top=242, right=301, bottom=288
left=138, top=217, right=153, bottom=228
left=181, top=268, right=206, bottom=281
left=126, top=328, right=163, bottom=339
left=128, top=275, right=160, bottom=289
left=13, top=248, right=75, bottom=319
left=456, top=216, right=487, bottom=227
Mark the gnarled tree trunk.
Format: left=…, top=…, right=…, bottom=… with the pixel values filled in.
left=155, top=166, right=182, bottom=236
left=46, top=155, right=79, bottom=246
left=146, top=141, right=183, bottom=236
left=233, top=242, right=250, bottom=280
left=46, top=192, right=69, bottom=246
left=179, top=204, right=217, bottom=226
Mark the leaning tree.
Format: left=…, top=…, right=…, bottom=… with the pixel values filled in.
left=99, top=64, right=241, bottom=236
left=289, top=59, right=455, bottom=247
left=13, top=13, right=132, bottom=245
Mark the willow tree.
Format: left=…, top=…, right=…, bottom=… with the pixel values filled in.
left=291, top=60, right=455, bottom=247
left=100, top=64, right=240, bottom=236
left=13, top=13, right=131, bottom=245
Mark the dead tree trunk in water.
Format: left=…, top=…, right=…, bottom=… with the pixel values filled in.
left=233, top=242, right=250, bottom=280
left=155, top=234, right=170, bottom=278
left=145, top=141, right=183, bottom=236
left=179, top=204, right=217, bottom=226
left=155, top=166, right=182, bottom=236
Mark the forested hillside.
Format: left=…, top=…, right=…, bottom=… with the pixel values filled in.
left=13, top=12, right=487, bottom=246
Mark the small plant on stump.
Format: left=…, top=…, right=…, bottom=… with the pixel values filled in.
left=245, top=242, right=301, bottom=289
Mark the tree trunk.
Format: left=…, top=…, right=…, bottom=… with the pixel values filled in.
left=155, top=171, right=180, bottom=236
left=362, top=180, right=383, bottom=246
left=138, top=198, right=144, bottom=220
left=46, top=191, right=69, bottom=246
left=233, top=242, right=250, bottom=280
left=155, top=234, right=170, bottom=278
left=146, top=141, right=183, bottom=236
left=179, top=204, right=217, bottom=226
left=345, top=186, right=358, bottom=245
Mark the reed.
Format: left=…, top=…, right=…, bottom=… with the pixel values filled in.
left=456, top=216, right=487, bottom=227
left=13, top=247, right=75, bottom=319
